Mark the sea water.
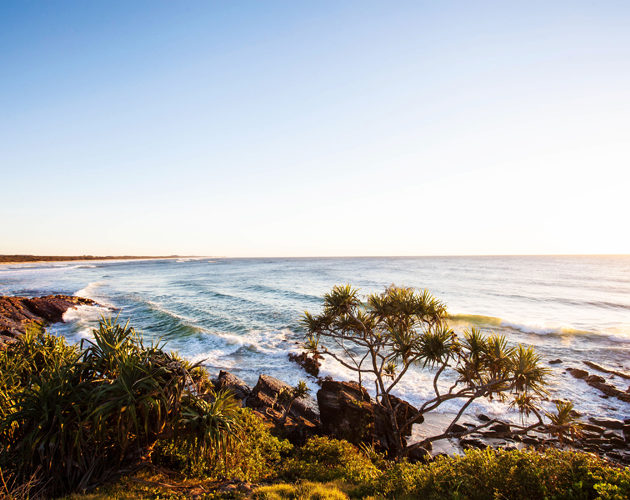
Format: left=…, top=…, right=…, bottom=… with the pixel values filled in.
left=1, top=256, right=628, bottom=423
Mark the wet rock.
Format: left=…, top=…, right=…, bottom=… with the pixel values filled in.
left=589, top=417, right=624, bottom=430
left=214, top=370, right=251, bottom=401
left=583, top=361, right=630, bottom=380
left=581, top=423, right=605, bottom=434
left=568, top=368, right=589, bottom=379
left=623, top=424, right=630, bottom=442
left=0, top=294, right=96, bottom=340
left=477, top=414, right=491, bottom=422
left=288, top=351, right=322, bottom=377
left=449, top=423, right=467, bottom=434
left=489, top=422, right=511, bottom=433
left=568, top=368, right=630, bottom=403
left=549, top=359, right=563, bottom=364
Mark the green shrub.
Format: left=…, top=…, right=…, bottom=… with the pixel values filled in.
left=153, top=406, right=292, bottom=482
left=0, top=318, right=241, bottom=497
left=372, top=447, right=630, bottom=499
left=280, top=436, right=379, bottom=485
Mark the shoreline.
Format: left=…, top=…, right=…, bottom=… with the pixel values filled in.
left=0, top=255, right=207, bottom=266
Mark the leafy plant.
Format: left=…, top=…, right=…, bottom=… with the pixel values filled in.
left=303, top=285, right=550, bottom=456
left=0, top=318, right=241, bottom=497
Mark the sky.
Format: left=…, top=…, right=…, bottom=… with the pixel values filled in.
left=1, top=1, right=629, bottom=257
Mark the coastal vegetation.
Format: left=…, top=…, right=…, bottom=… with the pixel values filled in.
left=303, top=285, right=550, bottom=457
left=0, top=291, right=628, bottom=498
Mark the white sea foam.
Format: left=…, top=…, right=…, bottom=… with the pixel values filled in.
left=61, top=304, right=109, bottom=340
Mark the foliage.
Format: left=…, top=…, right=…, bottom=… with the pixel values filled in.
left=280, top=436, right=380, bottom=485
left=153, top=406, right=292, bottom=482
left=0, top=318, right=241, bottom=497
left=253, top=481, right=349, bottom=500
left=371, top=447, right=630, bottom=499
left=545, top=400, right=583, bottom=442
left=303, top=285, right=550, bottom=455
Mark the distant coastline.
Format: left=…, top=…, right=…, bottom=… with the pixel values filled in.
left=0, top=255, right=193, bottom=265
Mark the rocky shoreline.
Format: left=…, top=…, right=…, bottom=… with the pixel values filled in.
left=215, top=364, right=630, bottom=466
left=0, top=294, right=96, bottom=345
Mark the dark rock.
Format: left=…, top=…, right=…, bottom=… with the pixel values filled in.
left=214, top=370, right=251, bottom=401
left=583, top=360, right=630, bottom=380
left=568, top=368, right=630, bottom=403
left=489, top=422, right=511, bottom=433
left=568, top=368, right=589, bottom=379
left=521, top=436, right=539, bottom=446
left=449, top=423, right=467, bottom=434
left=460, top=437, right=487, bottom=449
left=549, top=359, right=563, bottom=364
left=316, top=380, right=421, bottom=452
left=288, top=351, right=322, bottom=377
left=589, top=417, right=624, bottom=430
left=477, top=414, right=491, bottom=422
left=245, top=374, right=320, bottom=444
left=581, top=423, right=605, bottom=434
left=407, top=446, right=431, bottom=462
left=317, top=380, right=374, bottom=445
left=603, top=430, right=622, bottom=440
left=623, top=424, right=630, bottom=442
left=0, top=294, right=97, bottom=341
left=382, top=393, right=422, bottom=436
left=246, top=374, right=319, bottom=422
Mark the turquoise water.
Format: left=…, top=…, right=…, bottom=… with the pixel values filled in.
left=1, top=256, right=628, bottom=421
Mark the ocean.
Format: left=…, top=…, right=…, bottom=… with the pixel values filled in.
left=1, top=256, right=628, bottom=424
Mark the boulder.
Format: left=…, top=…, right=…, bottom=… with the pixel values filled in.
left=589, top=417, right=625, bottom=430
left=214, top=370, right=251, bottom=402
left=246, top=374, right=319, bottom=423
left=316, top=380, right=421, bottom=452
left=245, top=374, right=320, bottom=445
left=288, top=351, right=322, bottom=377
left=317, top=380, right=374, bottom=445
left=489, top=422, right=511, bottom=434
left=568, top=368, right=589, bottom=379
left=449, top=423, right=467, bottom=434
left=549, top=359, right=563, bottom=364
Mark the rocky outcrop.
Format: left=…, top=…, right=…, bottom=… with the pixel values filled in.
left=214, top=370, right=251, bottom=402
left=288, top=351, right=322, bottom=377
left=316, top=380, right=423, bottom=453
left=567, top=367, right=630, bottom=403
left=583, top=361, right=630, bottom=380
left=245, top=374, right=320, bottom=444
left=317, top=380, right=375, bottom=445
left=0, top=294, right=96, bottom=344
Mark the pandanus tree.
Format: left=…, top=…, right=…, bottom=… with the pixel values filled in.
left=303, top=285, right=550, bottom=457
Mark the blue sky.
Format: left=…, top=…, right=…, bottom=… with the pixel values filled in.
left=1, top=1, right=629, bottom=256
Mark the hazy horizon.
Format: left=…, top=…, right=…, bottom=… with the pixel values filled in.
left=2, top=1, right=629, bottom=257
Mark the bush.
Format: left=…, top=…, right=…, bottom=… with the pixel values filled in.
left=280, top=436, right=379, bottom=485
left=153, top=406, right=293, bottom=482
left=372, top=447, right=630, bottom=499
left=0, top=319, right=242, bottom=497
